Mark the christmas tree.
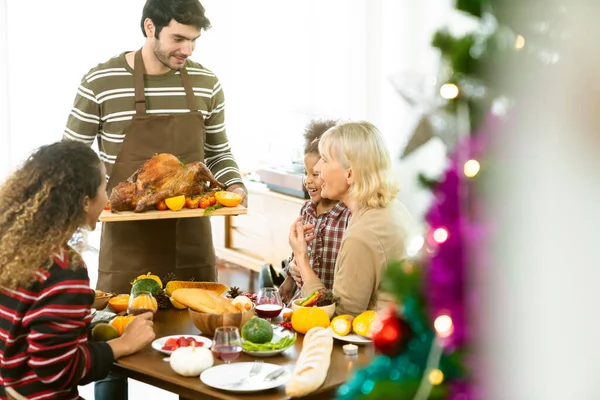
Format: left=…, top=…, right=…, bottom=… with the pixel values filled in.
left=337, top=1, right=568, bottom=399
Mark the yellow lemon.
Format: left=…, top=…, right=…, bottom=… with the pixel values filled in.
left=169, top=296, right=187, bottom=309
left=165, top=195, right=186, bottom=211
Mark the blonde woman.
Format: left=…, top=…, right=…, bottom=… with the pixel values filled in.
left=288, top=121, right=414, bottom=316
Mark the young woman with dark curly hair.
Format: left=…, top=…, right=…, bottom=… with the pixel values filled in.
left=0, top=140, right=155, bottom=400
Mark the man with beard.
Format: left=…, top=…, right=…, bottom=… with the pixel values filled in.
left=63, top=1, right=247, bottom=398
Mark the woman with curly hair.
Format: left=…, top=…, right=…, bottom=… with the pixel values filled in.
left=288, top=121, right=415, bottom=316
left=0, top=140, right=155, bottom=400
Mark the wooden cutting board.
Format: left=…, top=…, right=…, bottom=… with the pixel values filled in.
left=99, top=205, right=247, bottom=222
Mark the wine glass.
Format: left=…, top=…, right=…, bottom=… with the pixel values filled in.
left=127, top=290, right=157, bottom=317
left=212, top=326, right=242, bottom=364
left=255, top=287, right=283, bottom=322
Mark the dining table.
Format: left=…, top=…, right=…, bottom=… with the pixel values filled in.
left=111, top=309, right=375, bottom=400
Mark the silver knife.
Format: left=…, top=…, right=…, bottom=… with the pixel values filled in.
left=264, top=367, right=286, bottom=381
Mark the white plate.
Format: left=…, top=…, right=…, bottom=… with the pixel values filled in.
left=328, top=327, right=372, bottom=345
left=200, top=362, right=290, bottom=392
left=242, top=330, right=295, bottom=357
left=151, top=335, right=213, bottom=356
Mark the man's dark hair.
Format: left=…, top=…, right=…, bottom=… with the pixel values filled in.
left=141, top=0, right=211, bottom=38
left=304, top=119, right=338, bottom=154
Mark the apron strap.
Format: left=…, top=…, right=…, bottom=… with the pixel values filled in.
left=179, top=67, right=198, bottom=112
left=133, top=50, right=147, bottom=115
left=133, top=50, right=197, bottom=114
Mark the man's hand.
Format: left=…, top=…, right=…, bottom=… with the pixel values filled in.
left=226, top=183, right=248, bottom=208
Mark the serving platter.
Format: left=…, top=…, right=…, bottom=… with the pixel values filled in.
left=99, top=205, right=247, bottom=222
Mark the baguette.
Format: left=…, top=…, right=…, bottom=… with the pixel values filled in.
left=165, top=281, right=228, bottom=297
left=171, top=288, right=238, bottom=314
left=285, top=327, right=333, bottom=397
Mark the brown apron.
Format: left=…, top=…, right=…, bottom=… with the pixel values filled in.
left=97, top=51, right=216, bottom=294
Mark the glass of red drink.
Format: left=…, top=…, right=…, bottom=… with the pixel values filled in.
left=212, top=326, right=242, bottom=364
left=255, top=287, right=283, bottom=322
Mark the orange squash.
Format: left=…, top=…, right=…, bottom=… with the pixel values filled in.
left=291, top=306, right=330, bottom=334
left=110, top=315, right=135, bottom=336
left=108, top=294, right=130, bottom=313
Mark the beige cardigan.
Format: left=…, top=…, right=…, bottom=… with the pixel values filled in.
left=301, top=199, right=414, bottom=316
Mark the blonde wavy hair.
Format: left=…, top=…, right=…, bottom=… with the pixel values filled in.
left=0, top=140, right=103, bottom=289
left=319, top=121, right=399, bottom=208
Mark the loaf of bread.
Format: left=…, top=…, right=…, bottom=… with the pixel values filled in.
left=285, top=327, right=333, bottom=397
left=165, top=280, right=228, bottom=297
left=171, top=288, right=238, bottom=314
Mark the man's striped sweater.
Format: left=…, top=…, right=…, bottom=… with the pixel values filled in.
left=63, top=51, right=244, bottom=187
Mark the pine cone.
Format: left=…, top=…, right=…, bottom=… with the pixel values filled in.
left=227, top=286, right=242, bottom=298
left=155, top=291, right=170, bottom=310
left=162, top=272, right=178, bottom=286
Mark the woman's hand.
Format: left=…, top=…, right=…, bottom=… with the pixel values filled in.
left=109, top=312, right=155, bottom=358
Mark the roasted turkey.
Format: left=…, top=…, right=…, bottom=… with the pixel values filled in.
left=110, top=153, right=224, bottom=212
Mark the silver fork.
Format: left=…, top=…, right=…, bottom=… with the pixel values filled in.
left=227, top=360, right=263, bottom=387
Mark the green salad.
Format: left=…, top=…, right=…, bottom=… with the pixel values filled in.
left=242, top=333, right=297, bottom=351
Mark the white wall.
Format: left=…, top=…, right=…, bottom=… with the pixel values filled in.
left=4, top=0, right=146, bottom=169
left=0, top=0, right=9, bottom=179
left=1, top=0, right=454, bottom=221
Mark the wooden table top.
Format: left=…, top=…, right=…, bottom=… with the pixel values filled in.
left=113, top=309, right=374, bottom=400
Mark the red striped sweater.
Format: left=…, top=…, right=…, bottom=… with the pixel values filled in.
left=0, top=248, right=114, bottom=400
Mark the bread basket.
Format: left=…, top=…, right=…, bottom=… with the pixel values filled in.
left=188, top=305, right=256, bottom=336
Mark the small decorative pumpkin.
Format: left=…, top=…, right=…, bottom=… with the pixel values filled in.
left=131, top=272, right=163, bottom=289
left=169, top=344, right=214, bottom=377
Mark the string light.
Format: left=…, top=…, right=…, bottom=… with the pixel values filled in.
left=440, top=83, right=459, bottom=99
left=432, top=228, right=448, bottom=244
left=514, top=34, right=525, bottom=50
left=434, top=315, right=454, bottom=338
left=406, top=235, right=425, bottom=257
left=428, top=369, right=444, bottom=385
left=463, top=159, right=480, bottom=178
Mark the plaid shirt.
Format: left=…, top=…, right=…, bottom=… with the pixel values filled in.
left=289, top=201, right=351, bottom=291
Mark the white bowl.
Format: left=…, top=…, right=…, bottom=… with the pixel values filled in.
left=291, top=299, right=336, bottom=319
